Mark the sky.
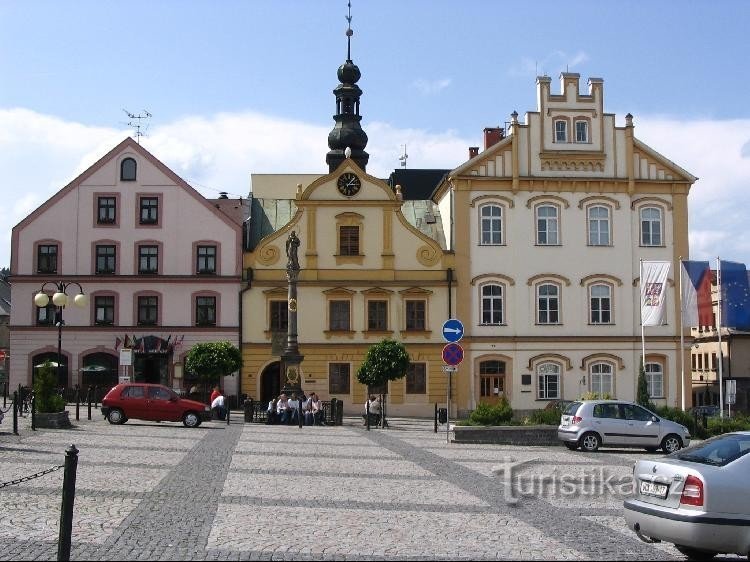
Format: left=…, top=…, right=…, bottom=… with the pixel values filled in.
left=2, top=0, right=750, bottom=270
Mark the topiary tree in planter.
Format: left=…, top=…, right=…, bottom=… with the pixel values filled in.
left=184, top=341, right=242, bottom=402
left=356, top=339, right=410, bottom=428
left=34, top=360, right=66, bottom=413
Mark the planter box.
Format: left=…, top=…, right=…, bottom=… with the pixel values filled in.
left=35, top=411, right=72, bottom=429
left=453, top=424, right=559, bottom=445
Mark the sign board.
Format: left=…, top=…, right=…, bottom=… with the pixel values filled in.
left=119, top=349, right=133, bottom=366
left=118, top=374, right=131, bottom=385
left=726, top=379, right=737, bottom=405
left=442, top=343, right=464, bottom=366
left=442, top=365, right=457, bottom=373
left=441, top=319, right=464, bottom=343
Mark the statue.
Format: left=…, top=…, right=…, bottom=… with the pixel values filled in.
left=286, top=231, right=300, bottom=272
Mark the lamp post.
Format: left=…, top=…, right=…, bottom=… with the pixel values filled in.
left=34, top=281, right=88, bottom=388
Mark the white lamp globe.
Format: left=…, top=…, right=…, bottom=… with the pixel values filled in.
left=73, top=293, right=88, bottom=307
left=52, top=292, right=68, bottom=307
left=34, top=292, right=50, bottom=307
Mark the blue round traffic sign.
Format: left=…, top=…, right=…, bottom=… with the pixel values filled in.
left=442, top=319, right=464, bottom=343
left=442, top=343, right=464, bottom=366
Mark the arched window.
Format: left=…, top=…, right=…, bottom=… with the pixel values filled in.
left=81, top=352, right=118, bottom=389
left=590, top=362, right=614, bottom=397
left=537, top=283, right=560, bottom=324
left=645, top=361, right=664, bottom=399
left=479, top=204, right=502, bottom=245
left=640, top=207, right=662, bottom=246
left=588, top=205, right=610, bottom=246
left=120, top=158, right=137, bottom=181
left=589, top=283, right=612, bottom=324
left=537, top=362, right=560, bottom=400
left=480, top=283, right=503, bottom=325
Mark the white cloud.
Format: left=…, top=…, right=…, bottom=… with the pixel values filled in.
left=411, top=78, right=452, bottom=95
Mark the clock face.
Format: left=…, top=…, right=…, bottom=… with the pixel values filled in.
left=337, top=172, right=361, bottom=197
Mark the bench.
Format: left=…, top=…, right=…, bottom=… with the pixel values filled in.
left=243, top=399, right=343, bottom=426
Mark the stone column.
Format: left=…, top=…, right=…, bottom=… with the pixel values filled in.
left=281, top=231, right=304, bottom=397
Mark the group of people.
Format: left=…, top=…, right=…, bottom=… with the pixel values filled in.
left=363, top=394, right=382, bottom=426
left=267, top=392, right=324, bottom=425
left=209, top=386, right=227, bottom=420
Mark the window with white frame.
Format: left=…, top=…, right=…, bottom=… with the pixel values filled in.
left=537, top=283, right=560, bottom=324
left=589, top=283, right=612, bottom=324
left=646, top=362, right=664, bottom=398
left=481, top=283, right=503, bottom=325
left=588, top=205, right=610, bottom=246
left=640, top=207, right=662, bottom=246
left=537, top=362, right=561, bottom=399
left=575, top=120, right=588, bottom=143
left=555, top=120, right=567, bottom=143
left=536, top=205, right=559, bottom=245
left=480, top=204, right=502, bottom=245
left=590, top=362, right=614, bottom=396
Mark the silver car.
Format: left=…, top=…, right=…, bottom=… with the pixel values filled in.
left=624, top=432, right=750, bottom=559
left=557, top=400, right=691, bottom=453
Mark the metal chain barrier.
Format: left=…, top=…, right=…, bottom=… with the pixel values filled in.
left=0, top=464, right=64, bottom=489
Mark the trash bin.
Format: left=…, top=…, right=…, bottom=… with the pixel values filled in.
left=438, top=408, right=448, bottom=424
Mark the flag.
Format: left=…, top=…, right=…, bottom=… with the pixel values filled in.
left=681, top=260, right=713, bottom=328
left=719, top=260, right=750, bottom=330
left=115, top=337, right=122, bottom=351
left=123, top=335, right=130, bottom=349
left=641, top=260, right=671, bottom=326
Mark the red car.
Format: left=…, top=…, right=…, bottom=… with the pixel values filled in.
left=101, top=383, right=211, bottom=428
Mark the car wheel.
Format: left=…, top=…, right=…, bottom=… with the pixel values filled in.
left=580, top=432, right=601, bottom=452
left=183, top=412, right=201, bottom=428
left=563, top=442, right=578, bottom=450
left=661, top=434, right=682, bottom=454
left=674, top=545, right=717, bottom=560
left=107, top=408, right=126, bottom=425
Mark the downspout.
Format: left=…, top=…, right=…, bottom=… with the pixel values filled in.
left=238, top=267, right=253, bottom=401
left=447, top=268, right=453, bottom=318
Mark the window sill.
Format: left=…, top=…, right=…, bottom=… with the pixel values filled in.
left=324, top=330, right=355, bottom=339
left=478, top=323, right=506, bottom=327
left=364, top=330, right=394, bottom=338
left=95, top=270, right=115, bottom=275
left=137, top=322, right=158, bottom=327
left=335, top=254, right=365, bottom=266
left=95, top=322, right=114, bottom=327
left=195, top=323, right=217, bottom=328
left=399, top=329, right=432, bottom=338
left=196, top=270, right=217, bottom=275
left=138, top=271, right=159, bottom=275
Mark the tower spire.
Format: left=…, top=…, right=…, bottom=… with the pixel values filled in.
left=326, top=0, right=369, bottom=173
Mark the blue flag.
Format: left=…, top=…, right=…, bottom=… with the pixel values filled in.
left=719, top=260, right=750, bottom=330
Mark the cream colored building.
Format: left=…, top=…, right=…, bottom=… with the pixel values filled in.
left=433, top=73, right=696, bottom=415
left=241, top=162, right=454, bottom=415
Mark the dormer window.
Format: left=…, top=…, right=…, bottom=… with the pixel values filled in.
left=575, top=120, right=589, bottom=143
left=554, top=120, right=567, bottom=143
left=120, top=158, right=137, bottom=181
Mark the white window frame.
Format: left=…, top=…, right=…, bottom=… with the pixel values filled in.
left=588, top=205, right=610, bottom=246
left=480, top=283, right=503, bottom=325
left=479, top=204, right=503, bottom=245
left=590, top=362, right=614, bottom=396
left=537, top=362, right=561, bottom=400
left=555, top=120, right=567, bottom=143
left=575, top=120, right=588, bottom=143
left=646, top=362, right=664, bottom=399
left=536, top=204, right=559, bottom=245
left=537, top=283, right=560, bottom=324
left=640, top=206, right=663, bottom=246
left=589, top=283, right=612, bottom=324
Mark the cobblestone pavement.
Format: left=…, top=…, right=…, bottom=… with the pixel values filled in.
left=0, top=406, right=742, bottom=560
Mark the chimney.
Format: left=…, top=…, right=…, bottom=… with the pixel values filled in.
left=483, top=127, right=504, bottom=150
left=469, top=146, right=479, bottom=159
left=218, top=191, right=229, bottom=199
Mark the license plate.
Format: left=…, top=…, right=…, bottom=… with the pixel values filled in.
left=561, top=417, right=570, bottom=427
left=640, top=480, right=668, bottom=498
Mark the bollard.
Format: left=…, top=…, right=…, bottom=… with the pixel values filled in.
left=75, top=388, right=80, bottom=422
left=226, top=402, right=230, bottom=426
left=12, top=391, right=18, bottom=435
left=244, top=399, right=253, bottom=423
left=86, top=388, right=92, bottom=421
left=31, top=394, right=36, bottom=431
left=57, top=444, right=79, bottom=562
left=366, top=400, right=370, bottom=431
left=298, top=401, right=303, bottom=428
left=434, top=403, right=438, bottom=433
left=94, top=386, right=99, bottom=409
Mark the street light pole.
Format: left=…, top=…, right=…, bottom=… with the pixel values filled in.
left=34, top=281, right=88, bottom=388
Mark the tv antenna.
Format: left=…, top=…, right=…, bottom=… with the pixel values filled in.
left=123, top=109, right=152, bottom=144
left=399, top=144, right=408, bottom=168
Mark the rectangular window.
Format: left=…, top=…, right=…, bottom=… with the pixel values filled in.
left=37, top=244, right=58, bottom=274
left=339, top=226, right=359, bottom=256
left=328, top=363, right=351, bottom=395
left=405, top=300, right=426, bottom=331
left=555, top=120, right=567, bottom=142
left=538, top=374, right=560, bottom=399
left=137, top=296, right=158, bottom=326
left=537, top=285, right=559, bottom=324
left=367, top=300, right=388, bottom=331
left=94, top=296, right=115, bottom=325
left=640, top=208, right=662, bottom=246
left=480, top=205, right=502, bottom=245
left=138, top=245, right=158, bottom=274
left=575, top=121, right=588, bottom=143
left=406, top=363, right=426, bottom=394
left=270, top=300, right=288, bottom=332
left=95, top=245, right=116, bottom=274
left=139, top=197, right=159, bottom=224
left=591, top=371, right=613, bottom=396
left=329, top=300, right=351, bottom=331
left=536, top=206, right=559, bottom=245
left=588, top=206, right=610, bottom=246
left=195, top=296, right=216, bottom=326
left=36, top=303, right=56, bottom=326
left=196, top=245, right=217, bottom=274
left=590, top=285, right=612, bottom=324
left=97, top=197, right=117, bottom=224
left=481, top=284, right=503, bottom=325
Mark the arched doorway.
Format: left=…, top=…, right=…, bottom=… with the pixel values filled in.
left=81, top=352, right=118, bottom=391
left=32, top=352, right=68, bottom=388
left=260, top=361, right=282, bottom=405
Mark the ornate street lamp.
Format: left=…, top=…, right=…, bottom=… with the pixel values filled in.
left=34, top=281, right=88, bottom=388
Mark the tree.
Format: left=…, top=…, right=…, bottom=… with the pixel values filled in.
left=356, top=339, right=410, bottom=427
left=34, top=361, right=66, bottom=413
left=637, top=360, right=650, bottom=407
left=184, top=341, right=241, bottom=394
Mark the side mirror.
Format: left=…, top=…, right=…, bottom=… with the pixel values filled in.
left=651, top=416, right=659, bottom=423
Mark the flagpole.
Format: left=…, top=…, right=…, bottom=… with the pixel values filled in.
left=716, top=256, right=724, bottom=419
left=640, top=259, right=647, bottom=377
left=678, top=257, right=686, bottom=411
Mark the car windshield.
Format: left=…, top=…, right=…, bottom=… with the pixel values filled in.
left=563, top=402, right=582, bottom=416
left=674, top=433, right=750, bottom=467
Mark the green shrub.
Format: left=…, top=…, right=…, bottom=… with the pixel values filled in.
left=33, top=361, right=66, bottom=413
left=528, top=407, right=562, bottom=425
left=706, top=414, right=750, bottom=437
left=579, top=392, right=613, bottom=400
left=468, top=397, right=514, bottom=426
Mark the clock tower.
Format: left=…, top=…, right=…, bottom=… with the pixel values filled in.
left=326, top=1, right=369, bottom=173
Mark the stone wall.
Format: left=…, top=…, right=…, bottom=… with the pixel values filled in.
left=453, top=425, right=558, bottom=445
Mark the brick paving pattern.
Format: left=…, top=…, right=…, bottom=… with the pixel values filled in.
left=0, top=407, right=741, bottom=560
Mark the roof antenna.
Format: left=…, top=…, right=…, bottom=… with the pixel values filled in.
left=123, top=109, right=152, bottom=144
left=399, top=144, right=408, bottom=168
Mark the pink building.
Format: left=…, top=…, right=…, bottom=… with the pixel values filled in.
left=10, top=137, right=244, bottom=396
